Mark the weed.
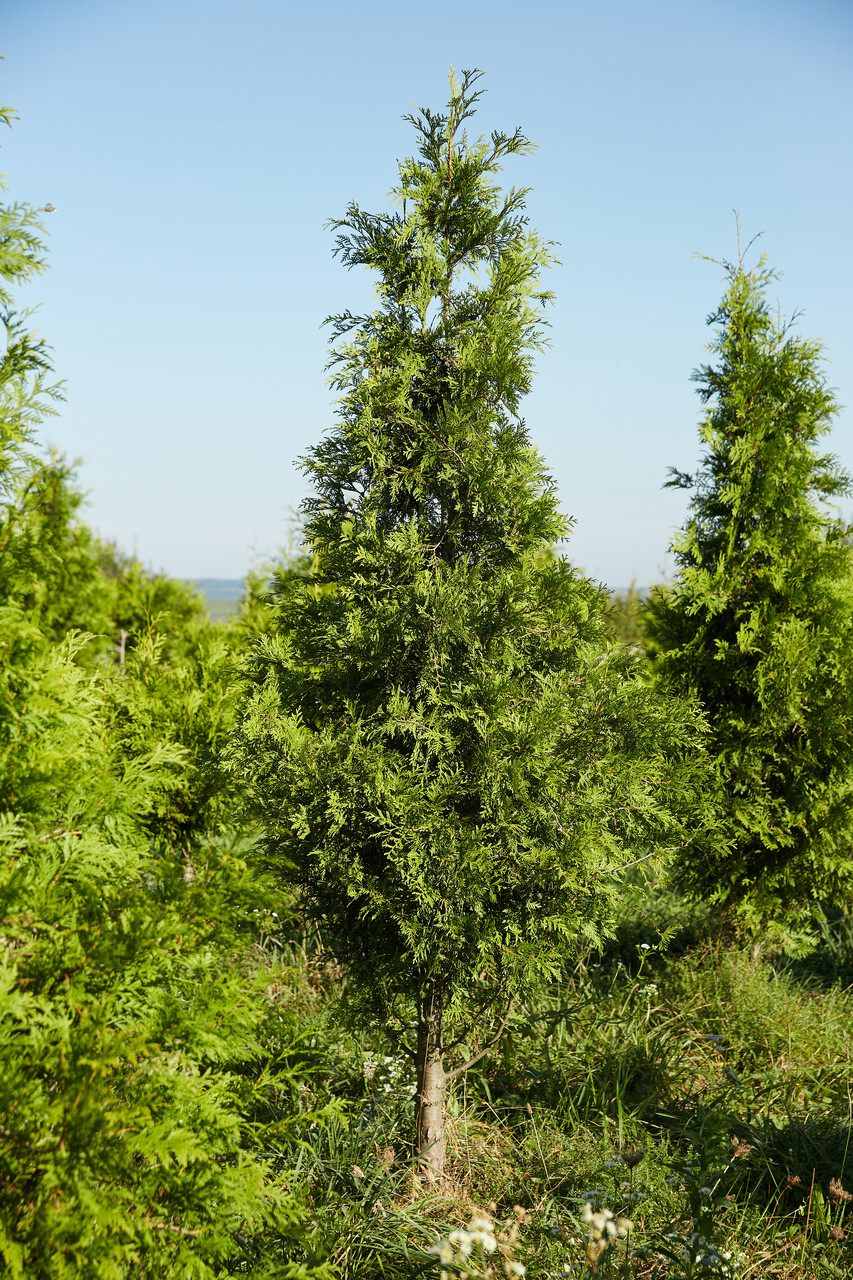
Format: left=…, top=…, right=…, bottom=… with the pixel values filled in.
left=253, top=885, right=853, bottom=1277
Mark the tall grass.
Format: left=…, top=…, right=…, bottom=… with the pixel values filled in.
left=252, top=882, right=853, bottom=1278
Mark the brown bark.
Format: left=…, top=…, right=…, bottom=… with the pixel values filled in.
left=414, top=986, right=445, bottom=1178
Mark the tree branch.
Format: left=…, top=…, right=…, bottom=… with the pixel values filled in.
left=445, top=1000, right=514, bottom=1080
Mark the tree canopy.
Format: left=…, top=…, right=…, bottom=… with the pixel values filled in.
left=646, top=239, right=853, bottom=931
left=236, top=70, right=711, bottom=1174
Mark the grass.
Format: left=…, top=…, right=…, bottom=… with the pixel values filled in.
left=249, top=881, right=853, bottom=1278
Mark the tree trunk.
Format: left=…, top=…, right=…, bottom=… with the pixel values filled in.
left=414, top=986, right=445, bottom=1178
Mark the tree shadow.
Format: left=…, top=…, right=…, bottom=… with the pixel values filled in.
left=773, top=906, right=853, bottom=993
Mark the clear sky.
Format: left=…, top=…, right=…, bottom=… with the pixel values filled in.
left=3, top=0, right=852, bottom=587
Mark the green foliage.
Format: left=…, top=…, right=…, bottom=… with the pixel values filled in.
left=0, top=449, right=211, bottom=663
left=256, top=886, right=853, bottom=1278
left=0, top=451, right=117, bottom=644
left=0, top=109, right=329, bottom=1277
left=235, top=69, right=712, bottom=1168
left=105, top=553, right=209, bottom=661
left=102, top=616, right=241, bottom=849
left=645, top=242, right=853, bottom=928
left=0, top=114, right=62, bottom=514
left=0, top=603, right=331, bottom=1277
left=606, top=582, right=651, bottom=654
left=11, top=75, right=853, bottom=1276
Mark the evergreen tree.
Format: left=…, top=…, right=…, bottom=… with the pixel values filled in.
left=0, top=105, right=330, bottom=1278
left=0, top=444, right=213, bottom=665
left=0, top=617, right=315, bottom=1278
left=1, top=450, right=118, bottom=646
left=0, top=108, right=61, bottom=512
left=645, top=238, right=853, bottom=931
left=237, top=71, right=710, bottom=1175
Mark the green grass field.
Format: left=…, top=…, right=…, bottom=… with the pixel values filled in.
left=253, top=877, right=853, bottom=1278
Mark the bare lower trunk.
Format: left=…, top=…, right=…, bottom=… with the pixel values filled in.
left=414, top=987, right=445, bottom=1178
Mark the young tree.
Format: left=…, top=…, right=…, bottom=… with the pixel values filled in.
left=645, top=237, right=853, bottom=932
left=0, top=106, right=331, bottom=1278
left=238, top=70, right=709, bottom=1176
left=0, top=108, right=62, bottom=522
left=0, top=618, right=317, bottom=1279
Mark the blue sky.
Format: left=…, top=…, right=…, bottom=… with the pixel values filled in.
left=3, top=0, right=852, bottom=586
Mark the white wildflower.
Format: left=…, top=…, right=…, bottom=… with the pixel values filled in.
left=449, top=1229, right=473, bottom=1256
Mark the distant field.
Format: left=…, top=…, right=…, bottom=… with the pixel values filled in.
left=191, top=578, right=244, bottom=620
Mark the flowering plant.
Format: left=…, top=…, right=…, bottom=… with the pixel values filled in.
left=427, top=1207, right=529, bottom=1279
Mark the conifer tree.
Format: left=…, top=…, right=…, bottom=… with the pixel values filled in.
left=0, top=105, right=330, bottom=1278
left=238, top=71, right=710, bottom=1175
left=646, top=237, right=853, bottom=930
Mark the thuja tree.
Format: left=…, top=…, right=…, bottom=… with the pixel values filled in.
left=645, top=242, right=853, bottom=930
left=0, top=107, right=331, bottom=1278
left=237, top=71, right=710, bottom=1175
